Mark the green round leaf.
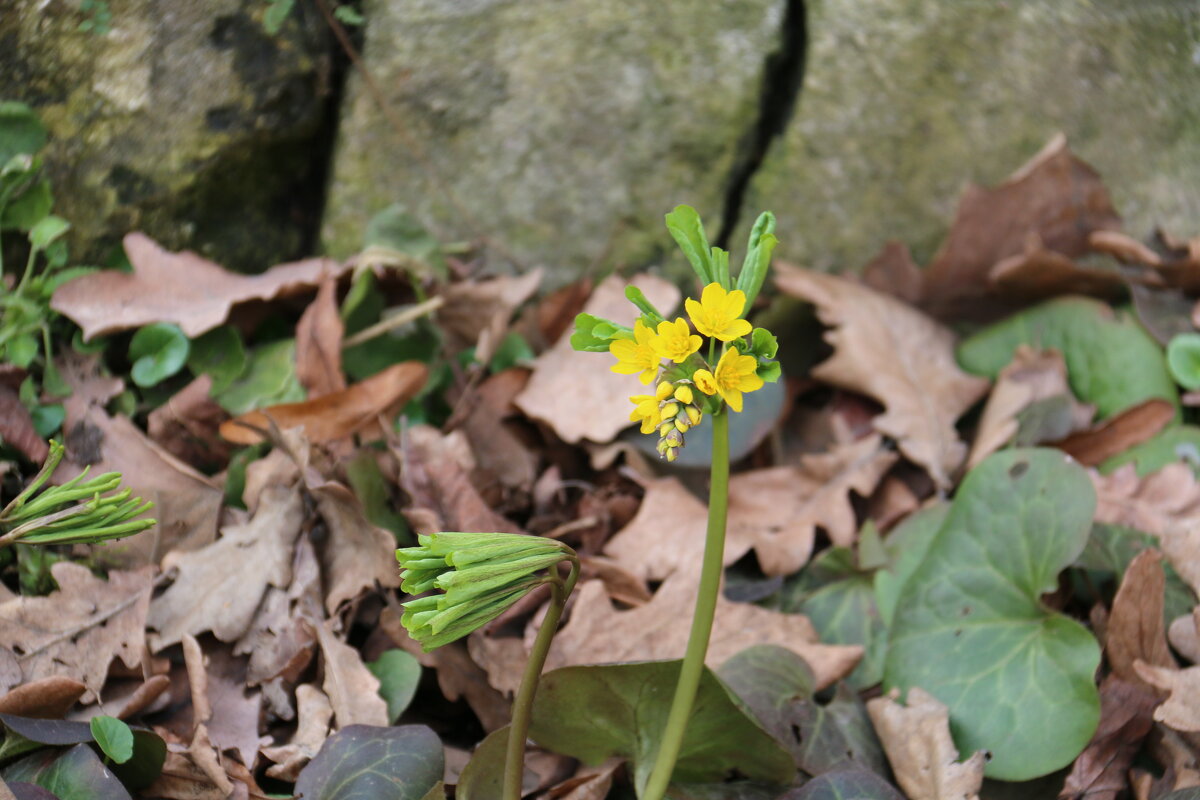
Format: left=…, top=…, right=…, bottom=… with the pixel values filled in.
left=186, top=325, right=247, bottom=394
left=30, top=404, right=64, bottom=438
left=128, top=323, right=189, bottom=388
left=295, top=725, right=443, bottom=800
left=6, top=333, right=38, bottom=368
left=883, top=449, right=1101, bottom=780
left=89, top=716, right=133, bottom=764
left=455, top=726, right=507, bottom=800
left=366, top=649, right=421, bottom=724
left=1168, top=332, right=1200, bottom=391
left=215, top=338, right=303, bottom=414
left=0, top=102, right=47, bottom=165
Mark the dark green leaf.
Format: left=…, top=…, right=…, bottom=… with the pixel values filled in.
left=3, top=744, right=131, bottom=800
left=366, top=650, right=422, bottom=724
left=529, top=661, right=794, bottom=795
left=187, top=326, right=247, bottom=394
left=625, top=286, right=666, bottom=325
left=956, top=298, right=1178, bottom=420
left=0, top=102, right=47, bottom=164
left=88, top=717, right=132, bottom=764
left=664, top=205, right=715, bottom=285
left=215, top=339, right=304, bottom=415
left=2, top=180, right=53, bottom=231
left=30, top=404, right=64, bottom=437
left=781, top=767, right=904, bottom=800
left=294, top=725, right=443, bottom=800
left=1101, top=425, right=1200, bottom=477
left=455, top=726, right=507, bottom=800
left=7, top=782, right=60, bottom=800
left=665, top=782, right=781, bottom=800
left=779, top=551, right=887, bottom=689
left=346, top=451, right=410, bottom=542
left=128, top=323, right=189, bottom=388
left=488, top=331, right=534, bottom=372
left=0, top=715, right=91, bottom=746
left=108, top=729, right=165, bottom=791
left=340, top=269, right=383, bottom=336
left=873, top=504, right=949, bottom=626
left=343, top=326, right=439, bottom=382
left=7, top=333, right=38, bottom=368
left=263, top=0, right=294, bottom=34
left=333, top=5, right=365, bottom=25
left=884, top=449, right=1101, bottom=780
left=718, top=646, right=886, bottom=778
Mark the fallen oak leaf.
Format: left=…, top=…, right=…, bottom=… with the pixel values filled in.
left=0, top=562, right=153, bottom=703
left=515, top=273, right=681, bottom=444
left=774, top=264, right=989, bottom=488
left=436, top=268, right=542, bottom=353
left=314, top=619, right=388, bottom=728
left=1060, top=675, right=1158, bottom=800
left=866, top=687, right=985, bottom=800
left=147, top=375, right=234, bottom=472
left=1106, top=550, right=1175, bottom=686
left=1133, top=660, right=1200, bottom=733
left=220, top=361, right=428, bottom=445
left=294, top=278, right=346, bottom=398
left=146, top=485, right=304, bottom=651
left=51, top=232, right=349, bottom=340
left=986, top=233, right=1129, bottom=303
left=261, top=684, right=332, bottom=781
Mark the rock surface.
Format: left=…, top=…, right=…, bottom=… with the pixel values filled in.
left=744, top=0, right=1200, bottom=274
left=0, top=0, right=331, bottom=270
left=321, top=0, right=784, bottom=280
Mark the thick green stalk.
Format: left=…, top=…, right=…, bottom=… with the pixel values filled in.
left=642, top=410, right=730, bottom=800
left=503, top=556, right=580, bottom=800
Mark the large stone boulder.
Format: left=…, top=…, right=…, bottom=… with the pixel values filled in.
left=743, top=0, right=1200, bottom=273
left=321, top=0, right=784, bottom=280
left=0, top=0, right=331, bottom=271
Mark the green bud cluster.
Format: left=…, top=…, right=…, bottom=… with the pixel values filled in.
left=0, top=441, right=155, bottom=548
left=396, top=532, right=577, bottom=651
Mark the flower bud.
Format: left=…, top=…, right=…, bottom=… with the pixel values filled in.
left=656, top=381, right=674, bottom=401
left=659, top=402, right=680, bottom=420
left=685, top=406, right=702, bottom=426
left=673, top=385, right=694, bottom=405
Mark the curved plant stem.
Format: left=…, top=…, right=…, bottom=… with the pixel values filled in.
left=642, top=409, right=730, bottom=800
left=503, top=555, right=580, bottom=800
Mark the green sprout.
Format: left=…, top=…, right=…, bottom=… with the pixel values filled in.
left=396, top=531, right=579, bottom=800
left=0, top=441, right=156, bottom=549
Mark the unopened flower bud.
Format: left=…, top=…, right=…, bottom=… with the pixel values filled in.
left=664, top=428, right=685, bottom=448
left=664, top=447, right=679, bottom=463
left=673, top=385, right=694, bottom=405
left=659, top=402, right=679, bottom=420
left=674, top=418, right=690, bottom=433
left=685, top=406, right=702, bottom=426
left=659, top=421, right=675, bottom=437
left=656, top=381, right=674, bottom=401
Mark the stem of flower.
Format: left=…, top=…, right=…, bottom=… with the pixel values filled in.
left=502, top=554, right=580, bottom=800
left=641, top=409, right=730, bottom=800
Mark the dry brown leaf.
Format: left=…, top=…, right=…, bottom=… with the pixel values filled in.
left=1107, top=550, right=1175, bottom=685
left=1091, top=464, right=1200, bottom=595
left=0, top=385, right=47, bottom=463
left=147, top=485, right=304, bottom=651
left=579, top=556, right=652, bottom=607
left=966, top=348, right=1090, bottom=470
left=920, top=134, right=1121, bottom=320
left=536, top=278, right=593, bottom=346
left=1134, top=660, right=1200, bottom=732
left=314, top=618, right=388, bottom=728
left=199, top=645, right=265, bottom=770
left=866, top=687, right=986, bottom=800
left=147, top=375, right=234, bottom=472
left=220, top=361, right=428, bottom=445
left=0, top=562, right=152, bottom=702
left=0, top=676, right=86, bottom=718
left=235, top=537, right=321, bottom=687
left=149, top=748, right=235, bottom=800
left=294, top=278, right=346, bottom=398
left=862, top=240, right=924, bottom=305
left=541, top=758, right=623, bottom=800
left=1090, top=230, right=1164, bottom=267
left=51, top=232, right=348, bottom=340
left=774, top=264, right=989, bottom=488
left=396, top=425, right=524, bottom=536
left=56, top=354, right=222, bottom=566
left=987, top=234, right=1128, bottom=302
left=515, top=274, right=681, bottom=444
left=602, top=477, right=706, bottom=582
left=1054, top=399, right=1174, bottom=468
left=1168, top=609, right=1200, bottom=665
left=436, top=268, right=542, bottom=352
left=476, top=578, right=861, bottom=697
left=725, top=435, right=897, bottom=575
left=867, top=475, right=921, bottom=532
left=451, top=368, right=538, bottom=509
left=261, top=684, right=332, bottom=781
left=1060, top=675, right=1158, bottom=800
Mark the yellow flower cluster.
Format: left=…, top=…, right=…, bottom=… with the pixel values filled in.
left=610, top=283, right=767, bottom=458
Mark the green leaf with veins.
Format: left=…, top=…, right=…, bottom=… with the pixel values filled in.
left=883, top=449, right=1100, bottom=780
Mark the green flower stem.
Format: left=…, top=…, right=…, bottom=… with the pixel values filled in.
left=643, top=409, right=730, bottom=800
left=503, top=554, right=580, bottom=800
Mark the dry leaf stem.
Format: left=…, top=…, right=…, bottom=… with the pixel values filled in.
left=504, top=555, right=580, bottom=800
left=642, top=410, right=730, bottom=800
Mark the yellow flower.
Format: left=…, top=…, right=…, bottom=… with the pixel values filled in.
left=711, top=348, right=764, bottom=412
left=652, top=318, right=702, bottom=363
left=685, top=283, right=752, bottom=342
left=610, top=321, right=660, bottom=384
left=693, top=368, right=718, bottom=396
left=629, top=394, right=660, bottom=434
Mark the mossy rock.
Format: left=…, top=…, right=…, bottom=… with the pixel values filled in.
left=0, top=0, right=332, bottom=271
left=321, top=0, right=784, bottom=283
left=741, top=0, right=1200, bottom=274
